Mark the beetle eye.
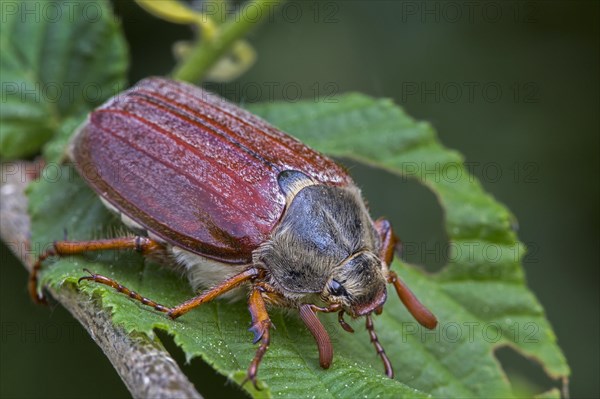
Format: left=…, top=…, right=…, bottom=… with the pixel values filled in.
left=329, top=279, right=347, bottom=296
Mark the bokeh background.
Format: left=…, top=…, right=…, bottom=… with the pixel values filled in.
left=1, top=1, right=598, bottom=398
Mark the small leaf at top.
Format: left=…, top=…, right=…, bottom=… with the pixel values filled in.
left=0, top=0, right=127, bottom=158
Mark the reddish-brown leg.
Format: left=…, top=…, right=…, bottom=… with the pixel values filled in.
left=29, top=236, right=162, bottom=304
left=78, top=266, right=260, bottom=319
left=374, top=218, right=399, bottom=266
left=244, top=286, right=273, bottom=390
left=366, top=314, right=394, bottom=378
left=168, top=268, right=260, bottom=319
left=375, top=219, right=438, bottom=330
left=78, top=269, right=172, bottom=312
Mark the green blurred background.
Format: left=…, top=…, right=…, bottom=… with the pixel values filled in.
left=1, top=1, right=598, bottom=398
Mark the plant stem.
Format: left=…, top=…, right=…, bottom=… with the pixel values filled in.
left=172, top=0, right=283, bottom=83
left=0, top=161, right=202, bottom=399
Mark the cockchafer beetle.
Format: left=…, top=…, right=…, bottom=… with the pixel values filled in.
left=30, top=77, right=437, bottom=387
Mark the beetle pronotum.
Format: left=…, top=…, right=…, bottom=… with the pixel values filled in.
left=30, top=77, right=437, bottom=387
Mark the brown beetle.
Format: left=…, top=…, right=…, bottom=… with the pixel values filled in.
left=30, top=77, right=437, bottom=387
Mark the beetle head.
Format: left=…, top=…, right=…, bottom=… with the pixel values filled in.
left=259, top=175, right=388, bottom=316
left=322, top=251, right=387, bottom=317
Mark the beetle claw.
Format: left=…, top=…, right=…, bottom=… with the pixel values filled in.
left=248, top=320, right=271, bottom=344
left=248, top=325, right=263, bottom=344
left=78, top=269, right=96, bottom=284
left=241, top=374, right=262, bottom=391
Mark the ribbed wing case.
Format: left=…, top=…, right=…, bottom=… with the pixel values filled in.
left=71, top=77, right=352, bottom=263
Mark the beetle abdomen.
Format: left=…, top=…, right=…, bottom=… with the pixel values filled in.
left=70, top=78, right=353, bottom=263
left=171, top=246, right=246, bottom=298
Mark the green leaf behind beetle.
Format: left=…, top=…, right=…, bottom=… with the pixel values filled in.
left=0, top=0, right=127, bottom=159
left=29, top=94, right=569, bottom=398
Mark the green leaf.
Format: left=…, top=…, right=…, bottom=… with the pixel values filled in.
left=29, top=94, right=569, bottom=398
left=0, top=0, right=127, bottom=159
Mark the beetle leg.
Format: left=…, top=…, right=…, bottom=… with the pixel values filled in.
left=388, top=271, right=437, bottom=329
left=374, top=218, right=399, bottom=266
left=244, top=286, right=273, bottom=390
left=167, top=267, right=260, bottom=319
left=78, top=269, right=171, bottom=313
left=252, top=281, right=281, bottom=295
left=306, top=303, right=342, bottom=313
left=29, top=236, right=162, bottom=304
left=299, top=304, right=334, bottom=369
left=365, top=314, right=394, bottom=378
left=77, top=266, right=260, bottom=319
